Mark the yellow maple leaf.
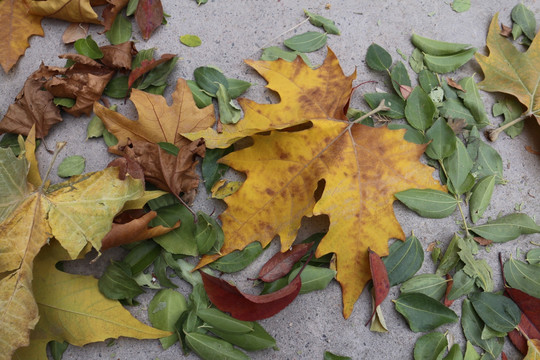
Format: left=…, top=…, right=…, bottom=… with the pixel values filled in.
left=476, top=13, right=540, bottom=125
left=12, top=240, right=170, bottom=359
left=28, top=0, right=101, bottom=24
left=0, top=0, right=44, bottom=72
left=188, top=50, right=444, bottom=318
left=94, top=78, right=215, bottom=150
left=524, top=339, right=540, bottom=360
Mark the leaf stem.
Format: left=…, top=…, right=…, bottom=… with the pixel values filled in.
left=351, top=100, right=390, bottom=124
left=438, top=160, right=470, bottom=235
left=173, top=192, right=198, bottom=223
left=40, top=142, right=67, bottom=191
left=486, top=112, right=530, bottom=141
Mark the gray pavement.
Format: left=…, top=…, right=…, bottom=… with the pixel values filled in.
left=1, top=1, right=539, bottom=359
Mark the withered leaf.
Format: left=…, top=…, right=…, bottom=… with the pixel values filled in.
left=100, top=41, right=137, bottom=71
left=257, top=242, right=313, bottom=283
left=128, top=53, right=175, bottom=88
left=62, top=22, right=89, bottom=44
left=135, top=0, right=164, bottom=40
left=443, top=274, right=454, bottom=307
left=102, top=0, right=130, bottom=32
left=500, top=24, right=512, bottom=38
left=366, top=249, right=389, bottom=325
left=447, top=78, right=465, bottom=92
left=505, top=287, right=540, bottom=355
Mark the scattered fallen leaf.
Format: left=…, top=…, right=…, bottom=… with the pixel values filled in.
left=257, top=242, right=313, bottom=283
left=473, top=236, right=493, bottom=246
left=447, top=77, right=465, bottom=92
left=62, top=22, right=89, bottom=44
left=400, top=84, right=413, bottom=99
left=476, top=14, right=540, bottom=125
left=366, top=249, right=389, bottom=325
left=28, top=0, right=101, bottom=24
left=524, top=339, right=540, bottom=360
left=500, top=24, right=512, bottom=38
left=443, top=273, right=454, bottom=307
left=101, top=0, right=130, bottom=32
left=128, top=53, right=175, bottom=88
left=186, top=50, right=444, bottom=318
left=210, top=180, right=242, bottom=199
left=0, top=0, right=44, bottom=72
left=505, top=287, right=540, bottom=355
left=525, top=146, right=540, bottom=155
left=100, top=41, right=137, bottom=71
left=135, top=0, right=164, bottom=40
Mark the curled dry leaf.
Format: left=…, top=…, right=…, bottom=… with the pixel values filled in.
left=257, top=242, right=313, bottom=282
left=500, top=24, right=512, bottom=37
left=200, top=269, right=302, bottom=321
left=62, top=22, right=89, bottom=44
left=443, top=274, right=454, bottom=307
left=135, top=0, right=164, bottom=40
left=473, top=236, right=493, bottom=246
left=525, top=146, right=540, bottom=156
left=447, top=77, right=465, bottom=92
left=366, top=248, right=389, bottom=325
left=101, top=0, right=130, bottom=32
left=128, top=53, right=175, bottom=88
left=107, top=155, right=145, bottom=181
left=100, top=41, right=138, bottom=71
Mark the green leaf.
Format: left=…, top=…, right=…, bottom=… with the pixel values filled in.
left=387, top=124, right=427, bottom=144
left=409, top=48, right=425, bottom=73
left=324, top=351, right=352, bottom=360
left=400, top=274, right=448, bottom=300
left=457, top=236, right=493, bottom=292
left=123, top=240, right=161, bottom=275
left=187, top=80, right=213, bottom=108
left=132, top=48, right=154, bottom=69
left=195, top=212, right=224, bottom=255
left=394, top=292, right=458, bottom=332
left=470, top=213, right=540, bottom=242
left=126, top=0, right=139, bottom=16
left=260, top=46, right=312, bottom=66
left=148, top=289, right=187, bottom=349
left=504, top=257, right=540, bottom=298
left=194, top=66, right=228, bottom=96
left=443, top=138, right=473, bottom=195
left=0, top=133, right=23, bottom=157
left=439, top=99, right=476, bottom=127
left=423, top=48, right=477, bottom=74
left=86, top=114, right=105, bottom=139
left=104, top=76, right=129, bottom=99
left=492, top=97, right=524, bottom=138
left=261, top=277, right=289, bottom=295
left=390, top=61, right=411, bottom=98
left=304, top=10, right=340, bottom=35
left=480, top=325, right=506, bottom=340
left=102, top=129, right=118, bottom=147
left=106, top=13, right=132, bottom=45
left=447, top=269, right=476, bottom=300
left=209, top=242, right=263, bottom=273
left=201, top=147, right=233, bottom=192
left=182, top=310, right=205, bottom=335
left=176, top=261, right=205, bottom=288
left=405, top=86, right=436, bottom=131
left=185, top=332, right=249, bottom=360
left=395, top=189, right=457, bottom=218
left=364, top=92, right=405, bottom=119
left=383, top=235, right=424, bottom=286
left=411, top=34, right=472, bottom=56
left=288, top=264, right=336, bottom=294
left=57, top=155, right=85, bottom=178
left=436, top=234, right=461, bottom=276
left=48, top=341, right=68, bottom=360
left=216, top=83, right=242, bottom=124
left=413, top=332, right=447, bottom=360
left=366, top=43, right=392, bottom=71
left=461, top=299, right=504, bottom=359
left=137, top=57, right=178, bottom=90
left=197, top=308, right=254, bottom=334
left=226, top=78, right=251, bottom=99
left=209, top=321, right=276, bottom=351
left=98, top=261, right=143, bottom=300
left=511, top=3, right=537, bottom=40
left=451, top=0, right=471, bottom=13
left=153, top=252, right=177, bottom=289
left=180, top=34, right=202, bottom=47
left=158, top=142, right=179, bottom=156
left=74, top=35, right=103, bottom=59
left=283, top=31, right=327, bottom=53
left=469, top=175, right=496, bottom=223
left=441, top=79, right=459, bottom=100
left=419, top=70, right=439, bottom=92
left=463, top=342, right=481, bottom=360
left=526, top=248, right=540, bottom=265
left=443, top=343, right=463, bottom=360
left=457, top=77, right=490, bottom=128
left=468, top=292, right=520, bottom=333
left=53, top=97, right=75, bottom=108
left=465, top=127, right=504, bottom=183
left=149, top=202, right=198, bottom=256
left=425, top=117, right=457, bottom=160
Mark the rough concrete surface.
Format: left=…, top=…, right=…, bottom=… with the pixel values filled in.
left=1, top=1, right=540, bottom=359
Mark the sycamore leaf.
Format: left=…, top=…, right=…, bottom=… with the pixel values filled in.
left=189, top=50, right=444, bottom=318
left=12, top=241, right=170, bottom=359
left=476, top=14, right=540, bottom=124
left=94, top=78, right=215, bottom=151
left=28, top=0, right=101, bottom=24
left=0, top=0, right=44, bottom=72
left=0, top=138, right=145, bottom=358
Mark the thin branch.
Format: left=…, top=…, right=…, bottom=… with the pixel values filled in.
left=486, top=112, right=531, bottom=141
left=351, top=100, right=390, bottom=124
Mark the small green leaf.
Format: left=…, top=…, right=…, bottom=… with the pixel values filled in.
left=469, top=175, right=496, bottom=223
left=451, top=0, right=471, bottom=13
left=390, top=61, right=411, bottom=98
left=511, top=3, right=537, bottom=40
left=180, top=34, right=202, bottom=47
left=226, top=78, right=251, bottom=99
left=468, top=292, right=520, bottom=333
left=411, top=34, right=472, bottom=56
left=457, top=236, right=493, bottom=292
left=148, top=289, right=187, bottom=349
left=504, top=257, right=540, bottom=298
left=53, top=97, right=75, bottom=108
left=413, top=332, right=447, bottom=360
left=492, top=97, right=524, bottom=138
left=461, top=299, right=504, bottom=359
left=187, top=80, right=213, bottom=108
left=443, top=343, right=464, bottom=360
left=470, top=213, right=540, bottom=242
left=436, top=234, right=461, bottom=276
left=526, top=248, right=540, bottom=265
left=98, top=261, right=143, bottom=300
left=366, top=43, right=392, bottom=71
left=104, top=76, right=129, bottom=99
left=463, top=341, right=481, bottom=360
left=418, top=70, right=439, bottom=92
left=425, top=117, right=457, bottom=160
left=123, top=240, right=161, bottom=275
left=260, top=46, right=312, bottom=66
left=153, top=253, right=177, bottom=289
left=443, top=138, right=473, bottom=195
left=86, top=115, right=105, bottom=139
left=480, top=325, right=506, bottom=340
left=324, top=351, right=352, bottom=360
left=304, top=10, right=340, bottom=35
left=158, top=142, right=179, bottom=156
left=405, top=86, right=436, bottom=131
left=283, top=31, right=327, bottom=53
left=216, top=83, right=242, bottom=124
left=106, top=13, right=132, bottom=45
left=185, top=332, right=249, bottom=360
left=364, top=92, right=405, bottom=119
left=209, top=321, right=276, bottom=351
left=202, top=147, right=233, bottom=192
left=194, top=212, right=224, bottom=255
left=194, top=66, right=228, bottom=96
left=457, top=77, right=490, bottom=128
left=387, top=124, right=427, bottom=144
left=197, top=308, right=254, bottom=334
left=383, top=235, right=424, bottom=286
left=209, top=242, right=263, bottom=273
left=57, top=155, right=85, bottom=177
left=48, top=341, right=68, bottom=360
left=400, top=274, right=448, bottom=300
left=137, top=56, right=178, bottom=90
left=126, top=0, right=139, bottom=16
left=150, top=203, right=198, bottom=256
left=394, top=292, right=458, bottom=332
left=447, top=269, right=476, bottom=300
left=261, top=277, right=289, bottom=295
left=288, top=264, right=336, bottom=294
left=395, top=189, right=457, bottom=219
left=131, top=48, right=154, bottom=69
left=423, top=48, right=477, bottom=74
left=465, top=127, right=504, bottom=183
left=439, top=99, right=476, bottom=127
left=74, top=35, right=103, bottom=59
left=409, top=48, right=425, bottom=73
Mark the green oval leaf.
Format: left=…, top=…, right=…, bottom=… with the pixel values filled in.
left=470, top=213, right=540, bottom=242
left=260, top=46, right=312, bottom=66
left=364, top=92, right=405, bottom=119
left=74, top=35, right=103, bottom=59
left=283, top=31, right=327, bottom=53
left=185, top=332, right=249, bottom=360
left=457, top=77, right=490, bottom=128
left=226, top=78, right=251, bottom=99
left=511, top=3, right=537, bottom=40
left=423, top=48, right=477, bottom=74
left=405, top=86, right=436, bottom=131
left=180, top=34, right=202, bottom=47
left=366, top=43, right=392, bottom=71
left=468, top=292, right=521, bottom=333
left=413, top=331, right=447, bottom=360
left=216, top=83, right=242, bottom=124
left=383, top=235, right=424, bottom=286
left=193, top=66, right=228, bottom=96
left=400, top=274, right=448, bottom=300
left=209, top=321, right=276, bottom=351
left=443, top=343, right=464, bottom=360
left=439, top=98, right=476, bottom=127
left=447, top=269, right=476, bottom=301
left=391, top=61, right=411, bottom=98
left=387, top=124, right=427, bottom=144
left=526, top=248, right=540, bottom=265
left=394, top=292, right=458, bottom=332
left=304, top=10, right=340, bottom=35
left=395, top=189, right=458, bottom=218
left=461, top=299, right=504, bottom=359
left=197, top=308, right=254, bottom=334
left=195, top=212, right=224, bottom=255
left=288, top=264, right=336, bottom=294
left=57, top=155, right=85, bottom=178
left=150, top=203, right=198, bottom=256
left=209, top=242, right=263, bottom=273
left=148, top=289, right=187, bottom=349
left=98, top=261, right=143, bottom=300
left=469, top=175, right=496, bottom=223
left=504, top=257, right=540, bottom=298
left=106, top=13, right=132, bottom=45
left=411, top=33, right=471, bottom=56
left=187, top=79, right=213, bottom=108
left=123, top=240, right=161, bottom=274
left=104, top=76, right=129, bottom=99
left=443, top=138, right=473, bottom=195
left=425, top=117, right=457, bottom=160
left=418, top=69, right=439, bottom=92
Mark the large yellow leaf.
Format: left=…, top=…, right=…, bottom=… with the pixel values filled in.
left=188, top=51, right=444, bottom=318
left=28, top=0, right=101, bottom=24
left=12, top=241, right=170, bottom=360
left=0, top=0, right=44, bottom=72
left=476, top=13, right=540, bottom=124
left=0, top=141, right=144, bottom=358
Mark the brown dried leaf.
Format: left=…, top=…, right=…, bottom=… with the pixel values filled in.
left=102, top=0, right=130, bottom=32
left=100, top=42, right=137, bottom=71
left=366, top=249, right=389, bottom=325
left=135, top=0, right=163, bottom=40
left=107, top=156, right=145, bottom=181
left=500, top=24, right=512, bottom=38
left=426, top=241, right=437, bottom=252
left=400, top=84, right=413, bottom=100
left=448, top=118, right=467, bottom=135
left=128, top=53, right=175, bottom=88
left=257, top=242, right=313, bottom=283
left=62, top=22, right=89, bottom=44
left=447, top=78, right=465, bottom=92
left=473, top=236, right=493, bottom=246
left=525, top=146, right=540, bottom=156
left=443, top=274, right=454, bottom=307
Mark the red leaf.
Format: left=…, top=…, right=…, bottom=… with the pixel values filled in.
left=443, top=273, right=454, bottom=307
left=366, top=248, right=389, bottom=325
left=128, top=53, right=175, bottom=88
left=257, top=242, right=313, bottom=282
left=200, top=270, right=302, bottom=321
left=134, top=0, right=163, bottom=40
left=501, top=351, right=508, bottom=360
left=504, top=287, right=540, bottom=355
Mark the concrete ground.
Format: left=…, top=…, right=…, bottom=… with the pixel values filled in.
left=1, top=0, right=539, bottom=359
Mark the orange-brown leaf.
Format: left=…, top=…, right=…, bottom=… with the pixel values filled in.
left=62, top=22, right=89, bottom=44
left=102, top=0, right=129, bottom=32
left=100, top=41, right=137, bottom=71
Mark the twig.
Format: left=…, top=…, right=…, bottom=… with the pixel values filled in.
left=40, top=142, right=67, bottom=191
left=246, top=18, right=310, bottom=59
left=486, top=112, right=530, bottom=141
left=351, top=100, right=390, bottom=124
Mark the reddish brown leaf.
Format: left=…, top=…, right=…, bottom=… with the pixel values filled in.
left=505, top=287, right=540, bottom=355
left=366, top=248, right=389, bottom=325
left=448, top=118, right=467, bottom=135
left=473, top=236, right=493, bottom=246
left=118, top=139, right=205, bottom=204
left=447, top=78, right=465, bottom=92
left=62, top=22, right=89, bottom=44
left=257, top=242, right=313, bottom=283
left=501, top=351, right=508, bottom=360
left=134, top=0, right=163, bottom=40
left=128, top=53, right=175, bottom=88
left=400, top=85, right=413, bottom=100
left=200, top=270, right=302, bottom=321
left=101, top=0, right=130, bottom=32
left=500, top=24, right=512, bottom=38
left=0, top=73, right=62, bottom=138
left=443, top=274, right=454, bottom=307
left=525, top=146, right=540, bottom=156
left=100, top=41, right=137, bottom=71
left=107, top=156, right=145, bottom=181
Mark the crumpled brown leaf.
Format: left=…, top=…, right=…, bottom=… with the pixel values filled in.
left=0, top=74, right=62, bottom=138
left=119, top=139, right=206, bottom=204
left=62, top=22, right=89, bottom=44
left=100, top=41, right=137, bottom=71
left=102, top=0, right=130, bottom=32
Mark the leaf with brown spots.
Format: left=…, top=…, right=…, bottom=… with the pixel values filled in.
left=28, top=0, right=101, bottom=24
left=185, top=49, right=444, bottom=318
